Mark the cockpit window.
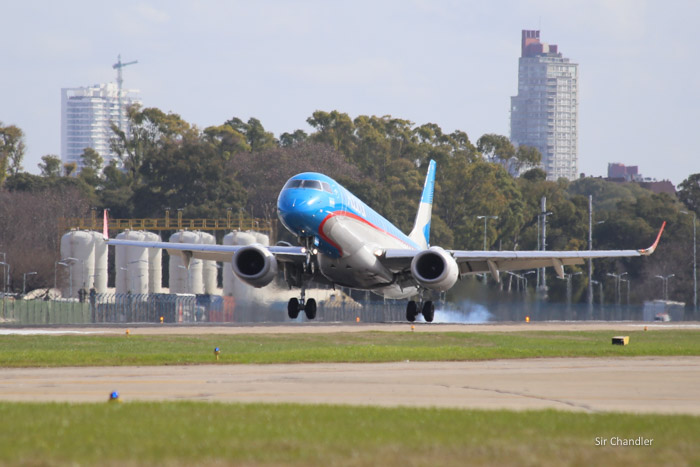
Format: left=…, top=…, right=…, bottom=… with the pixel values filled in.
left=284, top=178, right=332, bottom=192
left=283, top=179, right=303, bottom=189
left=301, top=180, right=323, bottom=190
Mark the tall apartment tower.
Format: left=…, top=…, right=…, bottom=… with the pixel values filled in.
left=61, top=83, right=140, bottom=172
left=510, top=30, right=578, bottom=180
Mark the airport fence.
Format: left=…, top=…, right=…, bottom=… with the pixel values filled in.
left=0, top=293, right=408, bottom=325
left=1, top=294, right=694, bottom=326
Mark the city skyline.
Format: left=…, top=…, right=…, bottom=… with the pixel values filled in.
left=2, top=1, right=698, bottom=185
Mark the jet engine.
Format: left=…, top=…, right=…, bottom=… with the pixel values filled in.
left=410, top=246, right=459, bottom=291
left=232, top=244, right=278, bottom=288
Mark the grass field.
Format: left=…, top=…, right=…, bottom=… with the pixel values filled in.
left=0, top=402, right=697, bottom=466
left=1, top=329, right=698, bottom=465
left=0, top=329, right=698, bottom=367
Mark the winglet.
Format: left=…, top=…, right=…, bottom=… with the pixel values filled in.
left=102, top=209, right=109, bottom=240
left=639, top=221, right=666, bottom=255
left=408, top=160, right=436, bottom=249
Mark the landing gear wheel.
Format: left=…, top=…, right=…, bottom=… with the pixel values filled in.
left=422, top=301, right=435, bottom=323
left=288, top=297, right=300, bottom=319
left=304, top=298, right=317, bottom=320
left=406, top=300, right=418, bottom=322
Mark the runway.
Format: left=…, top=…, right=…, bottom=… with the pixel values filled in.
left=1, top=357, right=698, bottom=414
left=3, top=321, right=699, bottom=335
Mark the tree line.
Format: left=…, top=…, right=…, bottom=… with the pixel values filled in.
left=1, top=111, right=699, bottom=311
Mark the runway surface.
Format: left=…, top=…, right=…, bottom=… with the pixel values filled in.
left=1, top=357, right=698, bottom=414
left=2, top=322, right=699, bottom=414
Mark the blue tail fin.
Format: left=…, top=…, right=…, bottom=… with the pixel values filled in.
left=408, top=160, right=436, bottom=249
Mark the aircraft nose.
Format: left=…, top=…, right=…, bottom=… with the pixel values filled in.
left=277, top=190, right=318, bottom=234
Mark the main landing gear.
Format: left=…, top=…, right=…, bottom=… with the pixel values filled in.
left=406, top=300, right=435, bottom=323
left=288, top=287, right=317, bottom=320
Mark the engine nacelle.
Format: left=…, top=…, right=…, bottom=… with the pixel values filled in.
left=232, top=244, right=278, bottom=288
left=410, top=246, right=459, bottom=291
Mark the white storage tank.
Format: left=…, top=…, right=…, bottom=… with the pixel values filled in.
left=201, top=232, right=217, bottom=294
left=127, top=231, right=149, bottom=294
left=253, top=232, right=270, bottom=246
left=115, top=230, right=154, bottom=294
left=90, top=231, right=108, bottom=293
left=144, top=232, right=162, bottom=293
left=168, top=231, right=216, bottom=294
left=60, top=230, right=95, bottom=298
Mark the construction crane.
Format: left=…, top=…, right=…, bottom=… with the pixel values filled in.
left=112, top=54, right=138, bottom=132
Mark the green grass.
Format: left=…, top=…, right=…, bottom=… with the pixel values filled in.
left=0, top=330, right=698, bottom=367
left=0, top=402, right=697, bottom=466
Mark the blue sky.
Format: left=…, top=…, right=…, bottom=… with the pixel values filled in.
left=2, top=0, right=698, bottom=185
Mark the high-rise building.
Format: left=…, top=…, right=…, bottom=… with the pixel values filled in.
left=510, top=30, right=578, bottom=180
left=61, top=83, right=140, bottom=172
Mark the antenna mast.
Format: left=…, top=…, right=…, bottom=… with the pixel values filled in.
left=112, top=54, right=138, bottom=131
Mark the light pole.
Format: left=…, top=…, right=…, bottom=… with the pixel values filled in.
left=558, top=272, right=582, bottom=312
left=0, top=253, right=6, bottom=295
left=680, top=210, right=697, bottom=312
left=507, top=271, right=524, bottom=292
left=476, top=215, right=498, bottom=251
left=620, top=278, right=631, bottom=305
left=23, top=272, right=37, bottom=295
left=537, top=198, right=553, bottom=291
left=0, top=260, right=9, bottom=296
left=591, top=280, right=604, bottom=308
left=606, top=272, right=628, bottom=305
left=654, top=274, right=675, bottom=301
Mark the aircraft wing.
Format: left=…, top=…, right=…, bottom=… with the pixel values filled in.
left=380, top=222, right=666, bottom=282
left=106, top=239, right=306, bottom=264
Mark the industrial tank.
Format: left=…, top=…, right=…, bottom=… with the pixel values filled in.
left=143, top=232, right=162, bottom=293
left=90, top=231, right=108, bottom=293
left=115, top=231, right=150, bottom=294
left=201, top=232, right=217, bottom=294
left=168, top=231, right=216, bottom=294
left=59, top=230, right=95, bottom=298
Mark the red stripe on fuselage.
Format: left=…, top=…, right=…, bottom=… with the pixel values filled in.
left=318, top=211, right=415, bottom=257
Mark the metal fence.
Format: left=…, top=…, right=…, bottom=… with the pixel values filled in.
left=1, top=293, right=695, bottom=326
left=0, top=293, right=407, bottom=325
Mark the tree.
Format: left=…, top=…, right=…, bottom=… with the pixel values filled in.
left=135, top=130, right=246, bottom=218
left=223, top=117, right=277, bottom=152
left=110, top=105, right=196, bottom=181
left=78, top=147, right=103, bottom=188
left=0, top=122, right=26, bottom=185
left=203, top=124, right=250, bottom=158
left=678, top=173, right=700, bottom=217
left=0, top=185, right=90, bottom=292
left=38, top=155, right=62, bottom=178
left=280, top=130, right=308, bottom=147
left=307, top=110, right=356, bottom=156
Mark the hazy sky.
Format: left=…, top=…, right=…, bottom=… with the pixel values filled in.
left=2, top=0, right=698, bottom=185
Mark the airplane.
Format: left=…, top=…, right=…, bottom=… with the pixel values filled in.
left=107, top=160, right=665, bottom=322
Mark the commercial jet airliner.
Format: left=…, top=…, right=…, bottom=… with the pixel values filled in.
left=107, top=160, right=665, bottom=322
